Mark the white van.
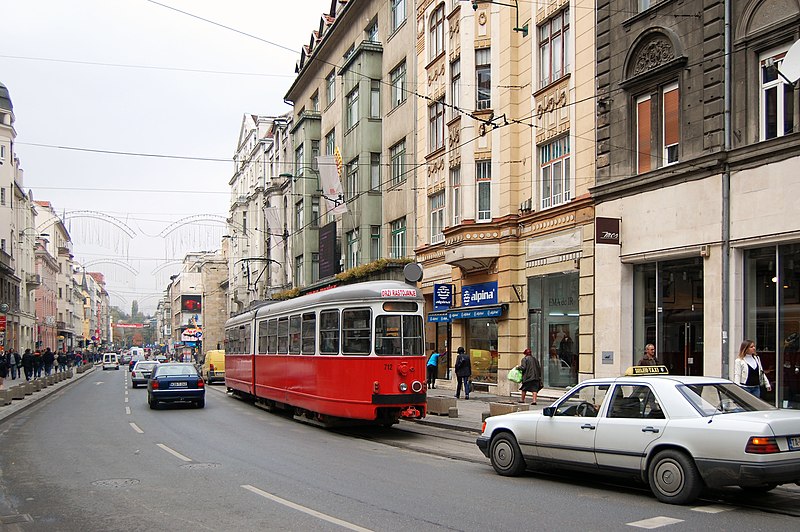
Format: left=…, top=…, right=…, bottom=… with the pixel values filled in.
left=102, top=353, right=120, bottom=370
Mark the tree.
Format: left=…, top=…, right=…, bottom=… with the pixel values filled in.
left=131, top=301, right=139, bottom=320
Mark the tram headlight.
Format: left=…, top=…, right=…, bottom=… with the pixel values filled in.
left=411, top=380, right=423, bottom=393
left=399, top=383, right=408, bottom=392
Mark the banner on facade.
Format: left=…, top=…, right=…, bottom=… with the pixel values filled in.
left=317, top=154, right=347, bottom=215
left=462, top=281, right=498, bottom=307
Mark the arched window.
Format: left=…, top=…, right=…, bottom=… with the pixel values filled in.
left=429, top=4, right=445, bottom=60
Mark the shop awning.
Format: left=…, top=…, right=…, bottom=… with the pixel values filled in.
left=427, top=304, right=508, bottom=322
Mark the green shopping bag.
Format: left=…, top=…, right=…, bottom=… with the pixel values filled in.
left=507, top=367, right=523, bottom=383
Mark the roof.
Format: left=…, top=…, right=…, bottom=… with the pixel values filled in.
left=0, top=82, right=12, bottom=112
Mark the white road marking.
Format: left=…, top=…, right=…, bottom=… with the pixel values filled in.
left=242, top=485, right=373, bottom=532
left=96, top=382, right=103, bottom=385
left=691, top=505, right=733, bottom=514
left=129, top=422, right=143, bottom=434
left=125, top=397, right=129, bottom=403
left=125, top=406, right=131, bottom=415
left=157, top=443, right=192, bottom=462
left=627, top=516, right=684, bottom=529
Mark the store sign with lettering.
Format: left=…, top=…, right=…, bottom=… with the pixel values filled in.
left=462, top=281, right=498, bottom=307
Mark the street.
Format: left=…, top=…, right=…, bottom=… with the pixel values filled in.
left=1, top=370, right=798, bottom=531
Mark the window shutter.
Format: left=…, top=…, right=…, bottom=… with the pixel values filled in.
left=663, top=87, right=679, bottom=147
left=637, top=97, right=652, bottom=174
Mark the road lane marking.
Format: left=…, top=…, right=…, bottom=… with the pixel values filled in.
left=125, top=406, right=131, bottom=415
left=691, top=505, right=733, bottom=513
left=627, top=516, right=684, bottom=529
left=129, top=422, right=143, bottom=434
left=125, top=397, right=129, bottom=403
left=241, top=484, right=373, bottom=532
left=157, top=443, right=192, bottom=462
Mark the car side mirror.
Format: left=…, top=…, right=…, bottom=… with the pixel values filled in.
left=542, top=406, right=555, bottom=417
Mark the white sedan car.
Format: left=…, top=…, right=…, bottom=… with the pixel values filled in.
left=476, top=373, right=800, bottom=504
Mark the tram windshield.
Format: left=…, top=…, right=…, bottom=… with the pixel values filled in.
left=375, top=314, right=424, bottom=356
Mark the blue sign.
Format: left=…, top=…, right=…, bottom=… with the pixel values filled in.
left=427, top=313, right=451, bottom=322
left=462, top=281, right=498, bottom=307
left=449, top=307, right=503, bottom=320
left=433, top=283, right=453, bottom=311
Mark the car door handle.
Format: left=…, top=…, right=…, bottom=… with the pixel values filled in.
left=642, top=426, right=660, bottom=433
left=580, top=424, right=596, bottom=430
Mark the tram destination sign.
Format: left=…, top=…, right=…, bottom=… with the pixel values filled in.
left=381, top=288, right=417, bottom=297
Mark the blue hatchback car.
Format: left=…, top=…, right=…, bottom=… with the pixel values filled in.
left=147, top=363, right=205, bottom=409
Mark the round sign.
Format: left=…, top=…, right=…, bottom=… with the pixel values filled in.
left=0, top=303, right=9, bottom=313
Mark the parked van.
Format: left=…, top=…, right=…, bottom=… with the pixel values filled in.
left=201, top=350, right=225, bottom=384
left=102, top=353, right=120, bottom=370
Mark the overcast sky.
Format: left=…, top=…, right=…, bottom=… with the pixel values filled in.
left=0, top=0, right=328, bottom=314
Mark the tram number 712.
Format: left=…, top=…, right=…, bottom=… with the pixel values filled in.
left=384, top=364, right=393, bottom=370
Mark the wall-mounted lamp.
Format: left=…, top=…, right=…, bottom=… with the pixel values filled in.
left=472, top=0, right=528, bottom=38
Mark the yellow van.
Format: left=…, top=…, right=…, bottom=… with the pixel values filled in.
left=201, top=350, right=225, bottom=384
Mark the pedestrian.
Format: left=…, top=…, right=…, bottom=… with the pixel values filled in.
left=33, top=350, right=43, bottom=378
left=43, top=347, right=55, bottom=376
left=454, top=347, right=471, bottom=400
left=516, top=348, right=543, bottom=405
left=57, top=350, right=67, bottom=372
left=0, top=350, right=7, bottom=390
left=22, top=349, right=34, bottom=381
left=637, top=343, right=658, bottom=366
left=733, top=339, right=771, bottom=398
left=11, top=349, right=21, bottom=380
left=426, top=350, right=440, bottom=389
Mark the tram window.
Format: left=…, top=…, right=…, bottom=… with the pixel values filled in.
left=267, top=319, right=278, bottom=354
left=289, top=315, right=301, bottom=354
left=277, top=317, right=289, bottom=353
left=342, top=308, right=372, bottom=355
left=258, top=320, right=269, bottom=354
left=243, top=324, right=252, bottom=353
left=376, top=315, right=402, bottom=355
left=302, top=312, right=316, bottom=354
left=403, top=315, right=424, bottom=356
left=320, top=310, right=340, bottom=355
left=383, top=302, right=418, bottom=312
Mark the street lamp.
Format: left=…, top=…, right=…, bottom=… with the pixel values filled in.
left=17, top=228, right=49, bottom=244
left=471, top=0, right=529, bottom=37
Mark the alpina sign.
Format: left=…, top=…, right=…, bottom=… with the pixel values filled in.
left=595, top=217, right=621, bottom=245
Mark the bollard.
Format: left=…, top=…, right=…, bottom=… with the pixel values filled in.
left=67, top=369, right=74, bottom=378
left=10, top=385, right=26, bottom=400
left=0, top=389, right=11, bottom=406
left=447, top=406, right=459, bottom=418
left=23, top=381, right=34, bottom=395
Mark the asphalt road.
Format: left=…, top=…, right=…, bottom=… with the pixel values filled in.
left=1, top=369, right=798, bottom=531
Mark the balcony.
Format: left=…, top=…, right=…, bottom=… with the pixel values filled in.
left=26, top=273, right=42, bottom=288
left=0, top=249, right=14, bottom=275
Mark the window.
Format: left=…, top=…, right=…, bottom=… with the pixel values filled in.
left=301, top=312, right=316, bottom=354
left=320, top=309, right=340, bottom=354
left=346, top=158, right=358, bottom=200
left=277, top=317, right=289, bottom=353
left=370, top=79, right=380, bottom=118
left=638, top=0, right=652, bottom=11
left=326, top=70, right=336, bottom=105
left=430, top=191, right=445, bottom=244
left=477, top=160, right=492, bottom=221
left=371, top=225, right=381, bottom=260
left=366, top=18, right=378, bottom=42
left=295, top=144, right=304, bottom=177
left=761, top=50, right=795, bottom=141
left=390, top=62, right=406, bottom=108
left=343, top=44, right=355, bottom=62
left=0, top=144, right=5, bottom=163
left=554, top=384, right=610, bottom=417
left=311, top=91, right=319, bottom=112
left=311, top=197, right=320, bottom=228
left=390, top=217, right=407, bottom=258
left=390, top=140, right=405, bottom=185
left=311, top=140, right=320, bottom=172
left=289, top=315, right=301, bottom=354
left=538, top=9, right=570, bottom=89
left=295, top=255, right=304, bottom=287
left=476, top=48, right=491, bottom=110
left=636, top=82, right=680, bottom=173
left=0, top=187, right=5, bottom=206
left=342, top=308, right=372, bottom=355
left=450, top=59, right=461, bottom=119
left=325, top=129, right=335, bottom=155
left=540, top=136, right=571, bottom=209
left=346, top=86, right=359, bottom=129
left=375, top=315, right=423, bottom=356
left=311, top=253, right=319, bottom=282
left=450, top=166, right=461, bottom=225
left=370, top=153, right=381, bottom=190
left=1, top=239, right=5, bottom=252
left=429, top=3, right=445, bottom=60
left=295, top=199, right=304, bottom=230
left=347, top=229, right=359, bottom=269
left=242, top=212, right=247, bottom=234
left=429, top=98, right=445, bottom=152
left=390, top=0, right=406, bottom=33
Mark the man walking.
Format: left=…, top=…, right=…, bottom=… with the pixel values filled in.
left=637, top=344, right=658, bottom=366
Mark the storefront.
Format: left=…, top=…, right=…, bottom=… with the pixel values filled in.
left=528, top=272, right=579, bottom=389
left=743, top=244, right=800, bottom=409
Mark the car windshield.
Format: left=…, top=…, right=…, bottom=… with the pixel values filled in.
left=678, top=383, right=777, bottom=416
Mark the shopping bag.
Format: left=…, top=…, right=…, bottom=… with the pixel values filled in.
left=507, top=367, right=523, bottom=383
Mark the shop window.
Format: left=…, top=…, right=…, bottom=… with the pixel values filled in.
left=468, top=318, right=498, bottom=385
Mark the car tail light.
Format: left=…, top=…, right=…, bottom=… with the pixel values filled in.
left=209, top=364, right=215, bottom=371
left=745, top=436, right=780, bottom=454
left=481, top=421, right=487, bottom=433
left=132, top=371, right=137, bottom=377
left=151, top=380, right=159, bottom=389
left=198, top=379, right=205, bottom=388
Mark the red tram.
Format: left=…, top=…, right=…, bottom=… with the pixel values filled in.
left=224, top=281, right=427, bottom=426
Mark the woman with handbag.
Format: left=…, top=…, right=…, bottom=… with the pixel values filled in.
left=733, top=339, right=771, bottom=398
left=516, top=348, right=543, bottom=405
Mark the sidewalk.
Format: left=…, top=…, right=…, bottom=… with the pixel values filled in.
left=404, top=383, right=563, bottom=433
left=0, top=366, right=94, bottom=425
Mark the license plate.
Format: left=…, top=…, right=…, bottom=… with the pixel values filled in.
left=789, top=436, right=800, bottom=450
left=170, top=382, right=188, bottom=388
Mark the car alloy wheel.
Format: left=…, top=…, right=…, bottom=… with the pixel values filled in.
left=490, top=433, right=526, bottom=476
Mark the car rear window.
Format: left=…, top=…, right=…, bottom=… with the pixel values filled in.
left=677, top=383, right=776, bottom=415
left=156, top=366, right=198, bottom=377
